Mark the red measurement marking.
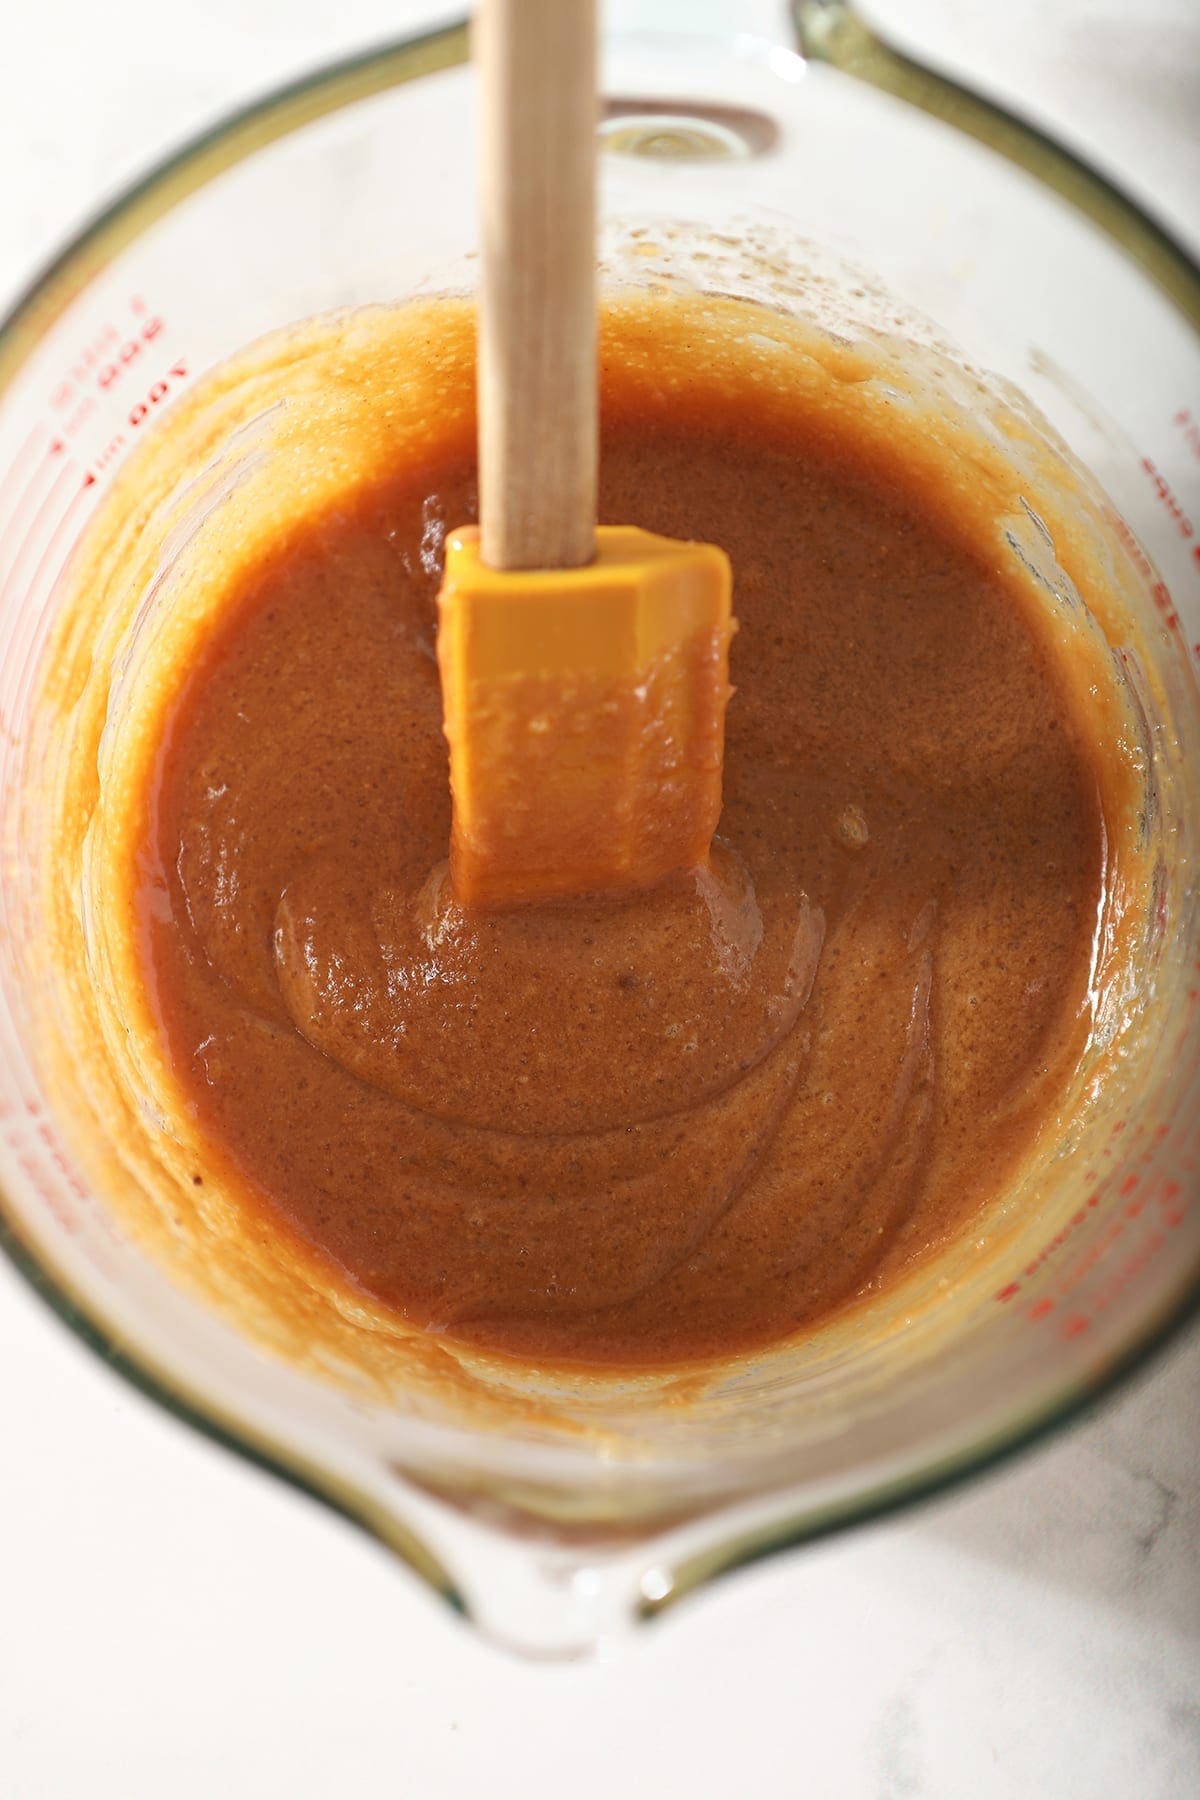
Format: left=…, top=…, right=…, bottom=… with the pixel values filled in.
left=1108, top=509, right=1154, bottom=581
left=1031, top=1169, right=1192, bottom=1329
left=58, top=394, right=98, bottom=442
left=1093, top=1228, right=1171, bottom=1317
left=1024, top=1230, right=1067, bottom=1278
left=1004, top=1154, right=1189, bottom=1311
left=1150, top=580, right=1180, bottom=631
left=126, top=360, right=187, bottom=430
left=50, top=322, right=121, bottom=409
left=0, top=426, right=49, bottom=517
left=1172, top=408, right=1200, bottom=464
left=0, top=457, right=78, bottom=599
left=1141, top=457, right=1197, bottom=544
left=1061, top=1312, right=1090, bottom=1339
left=48, top=303, right=168, bottom=418
left=0, top=476, right=92, bottom=770
left=36, top=1121, right=91, bottom=1204
left=17, top=481, right=91, bottom=606
left=84, top=431, right=127, bottom=485
left=1058, top=1215, right=1127, bottom=1294
left=95, top=317, right=167, bottom=396
left=14, top=1147, right=82, bottom=1237
left=0, top=436, right=56, bottom=552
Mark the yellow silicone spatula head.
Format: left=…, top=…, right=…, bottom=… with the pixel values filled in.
left=440, top=524, right=732, bottom=909
left=436, top=0, right=734, bottom=909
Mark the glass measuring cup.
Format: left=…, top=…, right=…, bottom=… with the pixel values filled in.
left=0, top=3, right=1197, bottom=1656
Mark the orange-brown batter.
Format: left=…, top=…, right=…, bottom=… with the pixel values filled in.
left=128, top=304, right=1116, bottom=1369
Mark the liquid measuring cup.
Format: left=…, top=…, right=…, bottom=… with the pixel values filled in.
left=1, top=1, right=1198, bottom=1657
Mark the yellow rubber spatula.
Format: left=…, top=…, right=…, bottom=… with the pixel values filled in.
left=437, top=0, right=734, bottom=910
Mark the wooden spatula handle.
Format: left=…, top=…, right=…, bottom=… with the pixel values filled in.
left=476, top=0, right=598, bottom=572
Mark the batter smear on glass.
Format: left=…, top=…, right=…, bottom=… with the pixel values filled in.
left=132, top=303, right=1112, bottom=1367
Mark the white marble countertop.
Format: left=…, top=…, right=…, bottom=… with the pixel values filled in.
left=1, top=4, right=1197, bottom=1795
